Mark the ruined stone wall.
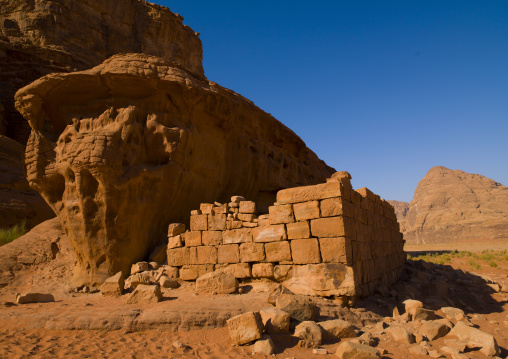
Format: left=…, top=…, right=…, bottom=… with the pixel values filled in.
left=166, top=172, right=405, bottom=298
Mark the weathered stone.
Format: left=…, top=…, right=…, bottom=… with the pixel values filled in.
left=227, top=312, right=263, bottom=345
left=238, top=213, right=256, bottom=222
left=168, top=235, right=183, bottom=249
left=226, top=219, right=243, bottom=230
left=223, top=228, right=253, bottom=244
left=319, top=237, right=350, bottom=263
left=239, top=243, right=265, bottom=262
left=208, top=214, right=227, bottom=231
left=447, top=321, right=500, bottom=357
left=200, top=203, right=213, bottom=214
left=275, top=293, right=316, bottom=321
left=149, top=262, right=159, bottom=270
left=252, top=335, right=275, bottom=355
left=100, top=271, right=124, bottom=297
left=413, top=308, right=436, bottom=321
left=231, top=196, right=246, bottom=203
left=239, top=201, right=256, bottom=214
left=335, top=341, right=381, bottom=359
left=184, top=231, right=202, bottom=247
left=419, top=320, right=451, bottom=341
left=16, top=293, right=55, bottom=304
left=260, top=307, right=290, bottom=334
left=294, top=321, right=323, bottom=348
left=252, top=225, right=287, bottom=243
left=218, top=245, right=240, bottom=264
left=286, top=221, right=310, bottom=239
left=441, top=307, right=465, bottom=321
left=159, top=276, right=178, bottom=288
left=196, top=271, right=238, bottom=294
left=293, top=201, right=320, bottom=221
left=131, top=262, right=149, bottom=275
left=267, top=284, right=294, bottom=305
left=403, top=299, right=424, bottom=318
left=196, top=246, right=218, bottom=264
left=16, top=53, right=333, bottom=285
left=268, top=204, right=294, bottom=224
left=291, top=238, right=321, bottom=264
left=217, top=263, right=251, bottom=278
left=190, top=215, right=208, bottom=231
left=127, top=284, right=162, bottom=304
left=179, top=265, right=199, bottom=281
left=409, top=345, right=428, bottom=356
left=310, top=217, right=345, bottom=238
left=388, top=326, right=416, bottom=344
left=167, top=247, right=190, bottom=266
left=124, top=271, right=153, bottom=290
left=318, top=319, right=356, bottom=341
left=168, top=223, right=186, bottom=237
left=320, top=197, right=353, bottom=218
left=277, top=182, right=344, bottom=204
left=252, top=263, right=274, bottom=278
left=273, top=264, right=294, bottom=282
left=265, top=241, right=292, bottom=262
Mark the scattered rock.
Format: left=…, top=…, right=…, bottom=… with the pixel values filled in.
left=125, top=271, right=153, bottom=290
left=196, top=271, right=238, bottom=294
left=168, top=223, right=186, bottom=236
left=231, top=196, right=246, bottom=203
left=275, top=293, right=317, bottom=321
left=441, top=307, right=465, bottom=321
left=126, top=284, right=162, bottom=304
left=16, top=293, right=55, bottom=304
left=403, top=299, right=423, bottom=318
left=131, top=262, right=149, bottom=275
left=335, top=341, right=381, bottom=359
left=313, top=348, right=328, bottom=355
left=252, top=335, right=275, bottom=355
left=172, top=340, right=187, bottom=349
left=355, top=332, right=377, bottom=347
left=419, top=320, right=451, bottom=341
left=294, top=321, right=323, bottom=348
left=409, top=345, right=428, bottom=356
left=259, top=307, right=290, bottom=334
left=388, top=326, right=416, bottom=344
left=428, top=349, right=443, bottom=358
left=318, top=319, right=356, bottom=341
left=100, top=271, right=125, bottom=297
left=267, top=284, right=294, bottom=305
left=413, top=308, right=436, bottom=321
left=159, top=276, right=178, bottom=289
left=447, top=321, right=500, bottom=357
left=149, top=262, right=159, bottom=270
left=227, top=312, right=263, bottom=346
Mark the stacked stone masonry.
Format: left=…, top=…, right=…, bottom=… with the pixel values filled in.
left=166, top=172, right=405, bottom=298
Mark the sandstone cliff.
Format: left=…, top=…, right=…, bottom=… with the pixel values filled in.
left=15, top=53, right=335, bottom=285
left=403, top=166, right=508, bottom=244
left=387, top=200, right=409, bottom=232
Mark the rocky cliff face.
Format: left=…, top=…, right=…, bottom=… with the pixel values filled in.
left=387, top=200, right=409, bottom=232
left=1, top=0, right=204, bottom=143
left=403, top=166, right=508, bottom=244
left=15, top=53, right=335, bottom=285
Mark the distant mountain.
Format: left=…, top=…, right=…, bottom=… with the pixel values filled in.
left=387, top=200, right=409, bottom=232
left=396, top=166, right=508, bottom=244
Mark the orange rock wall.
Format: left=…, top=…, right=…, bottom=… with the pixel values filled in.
left=167, top=174, right=405, bottom=297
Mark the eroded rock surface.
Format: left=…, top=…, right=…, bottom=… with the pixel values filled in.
left=403, top=166, right=508, bottom=244
left=15, top=54, right=334, bottom=286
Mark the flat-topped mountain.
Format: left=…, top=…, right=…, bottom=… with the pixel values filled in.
left=402, top=166, right=508, bottom=244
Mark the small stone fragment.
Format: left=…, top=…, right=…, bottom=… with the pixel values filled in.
left=313, top=348, right=328, bottom=355
left=231, top=196, right=246, bottom=203
left=252, top=335, right=275, bottom=355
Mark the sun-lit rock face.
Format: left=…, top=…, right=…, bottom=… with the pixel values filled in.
left=15, top=53, right=335, bottom=286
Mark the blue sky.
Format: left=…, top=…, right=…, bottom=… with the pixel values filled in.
left=156, top=1, right=508, bottom=202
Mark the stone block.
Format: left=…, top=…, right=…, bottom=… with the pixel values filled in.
left=257, top=214, right=270, bottom=226
left=223, top=228, right=253, bottom=244
left=227, top=312, right=263, bottom=345
left=252, top=335, right=275, bottom=355
left=190, top=210, right=201, bottom=215
left=197, top=246, right=218, bottom=264
left=180, top=265, right=200, bottom=280
left=319, top=237, right=350, bottom=263
left=242, top=221, right=258, bottom=228
left=286, top=221, right=310, bottom=239
left=227, top=219, right=243, bottom=229
left=265, top=241, right=292, bottom=262
left=268, top=204, right=294, bottom=224
left=260, top=307, right=290, bottom=334
left=131, top=261, right=149, bottom=275
left=294, top=321, right=323, bottom=348
left=167, top=247, right=190, bottom=266
left=190, top=214, right=208, bottom=231
left=273, top=265, right=293, bottom=282
left=184, top=231, right=202, bottom=247
left=198, top=264, right=215, bottom=277
left=310, top=217, right=345, bottom=238
left=218, top=263, right=251, bottom=278
left=200, top=203, right=214, bottom=214
left=127, top=284, right=162, bottom=304
left=335, top=341, right=381, bottom=359
left=218, top=244, right=240, bottom=264
left=276, top=181, right=343, bottom=204
left=212, top=203, right=228, bottom=214
left=291, top=238, right=321, bottom=264
left=318, top=319, right=356, bottom=341
left=165, top=266, right=179, bottom=278
left=100, top=271, right=124, bottom=297
left=240, top=242, right=265, bottom=262
left=231, top=195, right=246, bottom=203
left=252, top=224, right=287, bottom=242
left=168, top=223, right=186, bottom=236
left=168, top=235, right=183, bottom=249
left=252, top=263, right=274, bottom=278
left=239, top=201, right=256, bottom=214
left=276, top=293, right=317, bottom=321
left=320, top=197, right=354, bottom=218
left=202, top=231, right=222, bottom=246
left=208, top=214, right=226, bottom=231
left=293, top=201, right=320, bottom=221
left=238, top=213, right=256, bottom=222
left=196, top=271, right=238, bottom=294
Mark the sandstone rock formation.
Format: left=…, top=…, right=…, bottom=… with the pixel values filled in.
left=0, top=135, right=54, bottom=229
left=15, top=53, right=335, bottom=286
left=387, top=200, right=409, bottom=232
left=403, top=166, right=508, bottom=244
left=1, top=0, right=204, bottom=143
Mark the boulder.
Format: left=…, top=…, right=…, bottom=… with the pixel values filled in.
left=100, top=271, right=124, bottom=297
left=126, top=284, right=162, bottom=304
left=440, top=307, right=465, bottom=321
left=413, top=308, right=436, bottom=321
left=275, top=293, right=317, bottom=322
left=388, top=326, right=416, bottom=344
left=125, top=271, right=154, bottom=290
left=196, top=271, right=238, bottom=294
left=267, top=284, right=293, bottom=305
left=335, top=341, right=381, bottom=359
left=227, top=312, right=263, bottom=346
left=15, top=54, right=334, bottom=285
left=159, top=276, right=178, bottom=289
left=318, top=319, right=356, bottom=341
left=419, top=320, right=451, bottom=341
left=447, top=321, right=500, bottom=357
left=403, top=299, right=423, bottom=318
left=259, top=307, right=290, bottom=334
left=16, top=292, right=55, bottom=304
left=252, top=335, right=275, bottom=355
left=294, top=321, right=323, bottom=348
left=131, top=262, right=149, bottom=275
